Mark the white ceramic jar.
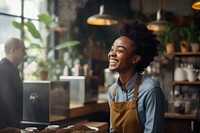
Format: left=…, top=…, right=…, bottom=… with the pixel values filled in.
left=174, top=67, right=187, bottom=81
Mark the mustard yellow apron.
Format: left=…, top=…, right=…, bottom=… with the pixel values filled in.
left=111, top=74, right=143, bottom=133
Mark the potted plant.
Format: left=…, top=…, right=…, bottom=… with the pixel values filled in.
left=158, top=25, right=178, bottom=55
left=188, top=25, right=200, bottom=52
left=177, top=26, right=191, bottom=53
left=12, top=13, right=80, bottom=80
left=12, top=13, right=55, bottom=80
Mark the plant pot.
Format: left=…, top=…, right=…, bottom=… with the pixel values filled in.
left=165, top=43, right=175, bottom=55
left=39, top=71, right=48, bottom=80
left=179, top=40, right=190, bottom=53
left=191, top=43, right=200, bottom=52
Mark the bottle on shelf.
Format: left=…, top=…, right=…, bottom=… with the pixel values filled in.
left=184, top=94, right=191, bottom=114
left=63, top=65, right=69, bottom=76
left=174, top=94, right=185, bottom=114
left=168, top=94, right=175, bottom=113
left=191, top=93, right=198, bottom=114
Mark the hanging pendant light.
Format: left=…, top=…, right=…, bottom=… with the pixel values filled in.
left=192, top=0, right=200, bottom=10
left=147, top=10, right=170, bottom=32
left=87, top=1, right=118, bottom=26
left=50, top=15, right=68, bottom=32
left=147, top=0, right=170, bottom=33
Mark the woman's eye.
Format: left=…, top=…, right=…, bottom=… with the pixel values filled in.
left=117, top=49, right=123, bottom=53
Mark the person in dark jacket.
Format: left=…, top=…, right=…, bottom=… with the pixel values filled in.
left=0, top=38, right=26, bottom=129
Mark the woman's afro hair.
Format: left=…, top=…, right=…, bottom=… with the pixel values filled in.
left=118, top=20, right=160, bottom=73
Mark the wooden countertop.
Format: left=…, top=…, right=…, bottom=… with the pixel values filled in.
left=51, top=101, right=198, bottom=122
left=50, top=91, right=197, bottom=122
left=164, top=112, right=196, bottom=120
left=68, top=102, right=198, bottom=121
left=50, top=100, right=109, bottom=122
left=69, top=100, right=109, bottom=119
left=68, top=102, right=197, bottom=120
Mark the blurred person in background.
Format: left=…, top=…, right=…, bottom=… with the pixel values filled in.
left=0, top=38, right=26, bottom=129
left=107, top=20, right=165, bottom=133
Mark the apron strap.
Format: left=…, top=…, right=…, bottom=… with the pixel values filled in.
left=133, top=74, right=142, bottom=102
left=112, top=85, right=118, bottom=102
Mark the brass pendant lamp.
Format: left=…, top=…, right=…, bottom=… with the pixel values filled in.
left=87, top=1, right=118, bottom=26
left=147, top=10, right=170, bottom=32
left=192, top=0, right=200, bottom=10
left=147, top=0, right=170, bottom=33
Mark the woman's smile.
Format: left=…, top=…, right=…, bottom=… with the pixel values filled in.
left=109, top=59, right=118, bottom=65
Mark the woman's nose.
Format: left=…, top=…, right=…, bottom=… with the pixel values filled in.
left=108, top=50, right=116, bottom=58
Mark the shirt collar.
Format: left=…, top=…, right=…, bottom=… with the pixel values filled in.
left=117, top=72, right=138, bottom=92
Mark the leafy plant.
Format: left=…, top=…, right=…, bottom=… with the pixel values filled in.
left=177, top=26, right=190, bottom=41
left=158, top=25, right=178, bottom=53
left=188, top=25, right=200, bottom=43
left=12, top=13, right=80, bottom=80
left=177, top=26, right=191, bottom=52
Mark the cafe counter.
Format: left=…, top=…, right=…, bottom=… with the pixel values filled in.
left=21, top=93, right=110, bottom=131
left=50, top=100, right=109, bottom=122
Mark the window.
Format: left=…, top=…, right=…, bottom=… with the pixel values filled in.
left=0, top=15, right=20, bottom=57
left=0, top=0, right=47, bottom=59
left=24, top=0, right=47, bottom=19
left=0, top=0, right=21, bottom=16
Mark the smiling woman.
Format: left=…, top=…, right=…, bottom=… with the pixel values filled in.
left=108, top=36, right=137, bottom=73
left=107, top=20, right=165, bottom=133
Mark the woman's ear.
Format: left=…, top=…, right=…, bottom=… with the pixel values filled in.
left=132, top=55, right=141, bottom=64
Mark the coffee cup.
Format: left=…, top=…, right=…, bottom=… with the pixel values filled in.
left=21, top=129, right=33, bottom=133
left=25, top=127, right=38, bottom=133
left=47, top=125, right=59, bottom=130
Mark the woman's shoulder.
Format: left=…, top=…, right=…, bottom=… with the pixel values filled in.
left=139, top=74, right=164, bottom=100
left=141, top=74, right=160, bottom=89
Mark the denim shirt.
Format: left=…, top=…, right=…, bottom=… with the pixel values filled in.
left=108, top=73, right=165, bottom=133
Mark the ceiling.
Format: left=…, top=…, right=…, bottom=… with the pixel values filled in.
left=130, top=0, right=193, bottom=16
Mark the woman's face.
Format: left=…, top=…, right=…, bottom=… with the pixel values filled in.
left=108, top=36, right=136, bottom=73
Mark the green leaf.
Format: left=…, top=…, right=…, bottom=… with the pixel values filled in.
left=26, top=55, right=37, bottom=63
left=25, top=21, right=42, bottom=41
left=55, top=40, right=80, bottom=50
left=38, top=13, right=53, bottom=27
left=24, top=36, right=32, bottom=43
left=27, top=43, right=46, bottom=49
left=12, top=21, right=24, bottom=30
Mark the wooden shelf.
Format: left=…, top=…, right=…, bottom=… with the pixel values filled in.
left=165, top=112, right=196, bottom=120
left=172, top=81, right=200, bottom=85
left=169, top=52, right=200, bottom=56
left=166, top=52, right=200, bottom=133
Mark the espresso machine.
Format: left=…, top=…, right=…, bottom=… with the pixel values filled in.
left=59, top=76, right=99, bottom=104
left=21, top=80, right=70, bottom=127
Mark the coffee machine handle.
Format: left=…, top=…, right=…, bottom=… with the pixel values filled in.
left=29, top=93, right=38, bottom=103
